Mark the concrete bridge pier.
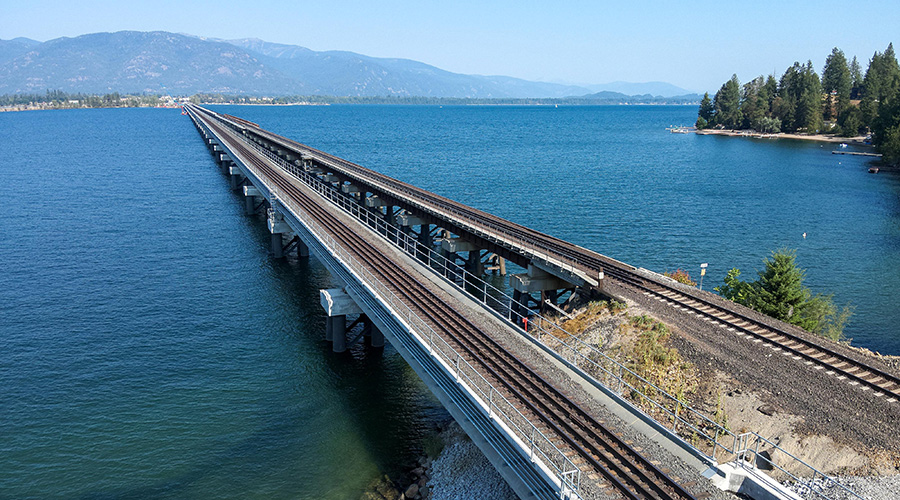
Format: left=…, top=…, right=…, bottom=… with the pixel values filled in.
left=228, top=164, right=245, bottom=191
left=320, top=288, right=364, bottom=353
left=295, top=238, right=310, bottom=258
left=419, top=225, right=434, bottom=249
left=367, top=323, right=385, bottom=348
left=322, top=172, right=341, bottom=187
left=509, top=265, right=574, bottom=327
left=397, top=212, right=426, bottom=255
left=242, top=185, right=263, bottom=215
left=341, top=183, right=362, bottom=203
left=267, top=207, right=292, bottom=259
left=364, top=195, right=391, bottom=232
left=441, top=237, right=479, bottom=282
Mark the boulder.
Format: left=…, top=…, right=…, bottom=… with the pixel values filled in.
left=757, top=404, right=776, bottom=416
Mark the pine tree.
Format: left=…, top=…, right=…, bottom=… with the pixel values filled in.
left=740, top=76, right=765, bottom=129
left=775, top=63, right=801, bottom=131
left=822, top=47, right=852, bottom=120
left=713, top=74, right=743, bottom=129
left=696, top=92, right=714, bottom=129
left=752, top=249, right=810, bottom=324
left=797, top=61, right=824, bottom=132
left=849, top=56, right=863, bottom=98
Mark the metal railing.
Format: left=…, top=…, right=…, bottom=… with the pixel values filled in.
left=735, top=433, right=864, bottom=500
left=203, top=116, right=583, bottom=499
left=202, top=110, right=865, bottom=500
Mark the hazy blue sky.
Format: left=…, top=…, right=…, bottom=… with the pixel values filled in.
left=2, top=0, right=897, bottom=92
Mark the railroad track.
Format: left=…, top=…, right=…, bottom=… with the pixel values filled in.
left=191, top=107, right=697, bottom=500
left=201, top=107, right=900, bottom=406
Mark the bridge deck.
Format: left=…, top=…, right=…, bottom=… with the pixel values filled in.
left=223, top=108, right=900, bottom=413
left=187, top=105, right=710, bottom=500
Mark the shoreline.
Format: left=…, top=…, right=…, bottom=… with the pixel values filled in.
left=696, top=128, right=870, bottom=145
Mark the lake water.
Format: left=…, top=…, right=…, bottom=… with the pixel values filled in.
left=1, top=104, right=898, bottom=499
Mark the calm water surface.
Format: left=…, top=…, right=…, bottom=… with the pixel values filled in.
left=0, top=108, right=443, bottom=500
left=1, top=105, right=898, bottom=499
left=217, top=104, right=900, bottom=354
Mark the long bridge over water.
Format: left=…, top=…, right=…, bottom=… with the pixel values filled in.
left=185, top=105, right=892, bottom=500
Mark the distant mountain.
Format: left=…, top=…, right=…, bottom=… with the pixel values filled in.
left=574, top=89, right=702, bottom=103
left=585, top=81, right=695, bottom=98
left=0, top=31, right=298, bottom=95
left=0, top=31, right=692, bottom=100
left=0, top=37, right=40, bottom=66
left=220, top=37, right=591, bottom=98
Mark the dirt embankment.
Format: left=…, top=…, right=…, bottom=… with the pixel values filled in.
left=544, top=295, right=900, bottom=480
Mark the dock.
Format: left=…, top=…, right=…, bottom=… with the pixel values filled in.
left=832, top=150, right=882, bottom=157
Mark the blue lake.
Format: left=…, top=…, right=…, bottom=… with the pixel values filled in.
left=1, top=104, right=898, bottom=499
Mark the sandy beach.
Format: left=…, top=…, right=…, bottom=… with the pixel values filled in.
left=696, top=128, right=870, bottom=145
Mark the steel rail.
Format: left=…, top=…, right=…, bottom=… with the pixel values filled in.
left=207, top=108, right=900, bottom=405
left=192, top=106, right=696, bottom=500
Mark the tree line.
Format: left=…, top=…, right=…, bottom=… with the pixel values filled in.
left=0, top=90, right=168, bottom=108
left=697, top=44, right=900, bottom=163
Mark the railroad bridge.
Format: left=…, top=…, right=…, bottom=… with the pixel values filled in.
left=185, top=105, right=890, bottom=500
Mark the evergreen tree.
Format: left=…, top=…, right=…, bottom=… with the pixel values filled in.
left=716, top=249, right=852, bottom=340
left=849, top=56, right=863, bottom=99
left=860, top=45, right=900, bottom=129
left=822, top=47, right=852, bottom=120
left=696, top=92, right=714, bottom=129
left=740, top=76, right=765, bottom=129
left=713, top=74, right=742, bottom=129
left=752, top=249, right=809, bottom=324
left=838, top=106, right=863, bottom=137
left=861, top=44, right=900, bottom=159
left=775, top=63, right=801, bottom=131
left=763, top=75, right=778, bottom=112
left=797, top=62, right=824, bottom=132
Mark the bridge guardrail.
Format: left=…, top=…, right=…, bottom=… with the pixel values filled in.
left=204, top=114, right=583, bottom=499
left=202, top=108, right=863, bottom=500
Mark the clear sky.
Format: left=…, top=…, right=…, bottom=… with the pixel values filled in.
left=2, top=0, right=898, bottom=93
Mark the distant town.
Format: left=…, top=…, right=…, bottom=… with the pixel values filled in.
left=0, top=91, right=702, bottom=113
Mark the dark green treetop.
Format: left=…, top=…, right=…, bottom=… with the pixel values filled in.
left=822, top=47, right=852, bottom=119
left=713, top=74, right=742, bottom=129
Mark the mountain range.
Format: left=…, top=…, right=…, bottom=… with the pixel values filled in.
left=0, top=31, right=699, bottom=100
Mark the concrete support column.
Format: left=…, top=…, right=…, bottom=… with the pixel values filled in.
left=369, top=324, right=385, bottom=348
left=296, top=238, right=309, bottom=258
left=331, top=315, right=347, bottom=353
left=418, top=224, right=433, bottom=248
left=465, top=250, right=484, bottom=276
left=320, top=288, right=363, bottom=354
left=228, top=165, right=243, bottom=191
left=243, top=185, right=262, bottom=216
left=271, top=233, right=284, bottom=259
left=267, top=208, right=292, bottom=259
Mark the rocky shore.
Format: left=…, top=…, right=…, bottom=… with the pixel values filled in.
left=360, top=419, right=515, bottom=500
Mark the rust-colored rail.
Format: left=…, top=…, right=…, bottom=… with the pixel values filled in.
left=190, top=104, right=698, bottom=500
